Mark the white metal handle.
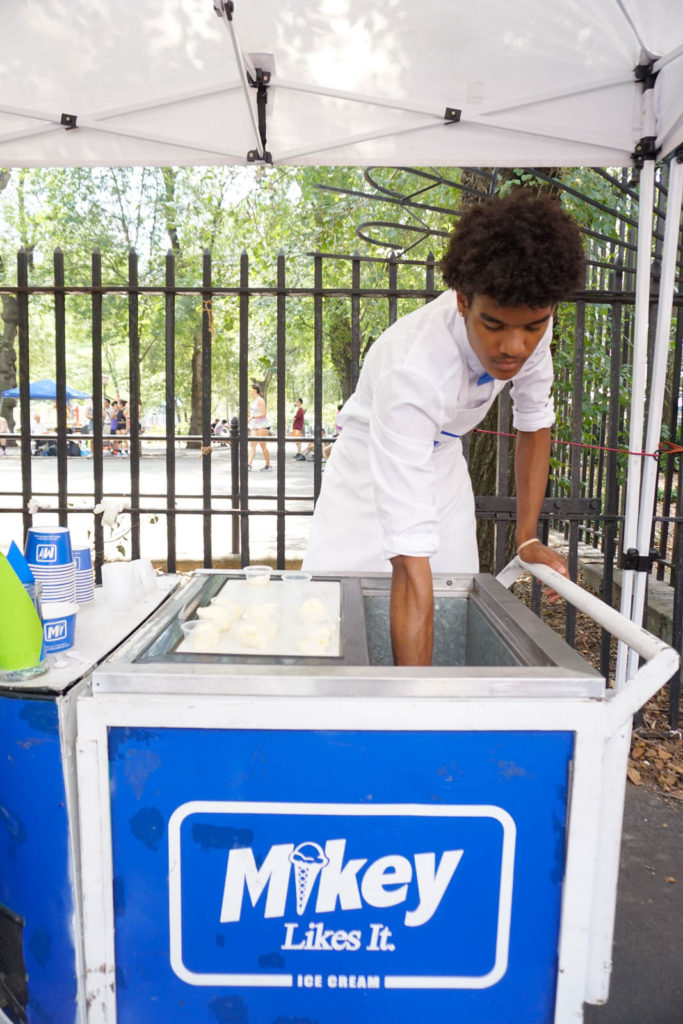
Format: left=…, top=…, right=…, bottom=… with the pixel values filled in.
left=497, top=556, right=679, bottom=731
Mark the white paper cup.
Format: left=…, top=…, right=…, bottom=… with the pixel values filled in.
left=131, top=558, right=157, bottom=593
left=101, top=561, right=136, bottom=609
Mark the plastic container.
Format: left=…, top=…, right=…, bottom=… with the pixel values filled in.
left=244, top=565, right=272, bottom=586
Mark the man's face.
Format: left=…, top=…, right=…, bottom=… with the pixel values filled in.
left=457, top=293, right=555, bottom=381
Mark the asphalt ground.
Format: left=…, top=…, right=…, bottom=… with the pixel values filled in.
left=1, top=443, right=681, bottom=1022
left=584, top=785, right=682, bottom=1024
left=0, top=441, right=316, bottom=564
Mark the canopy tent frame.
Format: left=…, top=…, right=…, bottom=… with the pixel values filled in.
left=0, top=0, right=680, bottom=680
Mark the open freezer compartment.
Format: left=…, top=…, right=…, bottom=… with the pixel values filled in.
left=92, top=569, right=604, bottom=698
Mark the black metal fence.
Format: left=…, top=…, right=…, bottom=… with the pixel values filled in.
left=0, top=238, right=680, bottom=723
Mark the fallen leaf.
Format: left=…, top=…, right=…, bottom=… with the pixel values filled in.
left=664, top=877, right=676, bottom=884
left=627, top=766, right=642, bottom=786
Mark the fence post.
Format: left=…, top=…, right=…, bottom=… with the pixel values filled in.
left=201, top=250, right=213, bottom=568
left=54, top=248, right=68, bottom=528
left=128, top=247, right=141, bottom=560
left=230, top=416, right=240, bottom=556
left=165, top=250, right=177, bottom=573
left=92, top=251, right=104, bottom=581
left=17, top=249, right=32, bottom=541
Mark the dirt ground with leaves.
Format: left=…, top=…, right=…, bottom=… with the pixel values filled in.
left=514, top=572, right=682, bottom=801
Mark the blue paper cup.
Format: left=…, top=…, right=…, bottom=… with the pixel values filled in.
left=25, top=527, right=73, bottom=568
left=72, top=545, right=93, bottom=572
left=42, top=601, right=78, bottom=653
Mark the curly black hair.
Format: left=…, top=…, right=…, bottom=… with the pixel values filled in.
left=440, top=189, right=585, bottom=307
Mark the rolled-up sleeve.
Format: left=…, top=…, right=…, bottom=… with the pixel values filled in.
left=368, top=363, right=446, bottom=560
left=510, top=325, right=555, bottom=432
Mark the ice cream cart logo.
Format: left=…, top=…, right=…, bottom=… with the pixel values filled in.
left=45, top=619, right=68, bottom=641
left=220, top=838, right=464, bottom=932
left=36, top=543, right=58, bottom=563
left=168, top=800, right=516, bottom=991
left=290, top=842, right=329, bottom=914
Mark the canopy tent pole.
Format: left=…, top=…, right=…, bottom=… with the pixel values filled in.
left=613, top=60, right=662, bottom=688
left=625, top=153, right=683, bottom=681
left=615, top=158, right=656, bottom=688
left=214, top=0, right=266, bottom=161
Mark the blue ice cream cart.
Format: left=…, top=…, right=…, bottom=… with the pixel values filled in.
left=75, top=565, right=678, bottom=1024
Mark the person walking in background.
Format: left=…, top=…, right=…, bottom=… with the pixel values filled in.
left=116, top=399, right=128, bottom=456
left=109, top=399, right=122, bottom=455
left=247, top=383, right=272, bottom=471
left=292, top=398, right=306, bottom=460
left=0, top=415, right=9, bottom=455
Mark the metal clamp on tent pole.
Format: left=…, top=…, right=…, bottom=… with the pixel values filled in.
left=632, top=136, right=659, bottom=168
left=212, top=0, right=234, bottom=19
left=246, top=65, right=272, bottom=164
left=620, top=547, right=662, bottom=572
left=631, top=60, right=660, bottom=168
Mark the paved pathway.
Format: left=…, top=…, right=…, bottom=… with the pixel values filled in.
left=0, top=443, right=317, bottom=565
left=584, top=785, right=682, bottom=1024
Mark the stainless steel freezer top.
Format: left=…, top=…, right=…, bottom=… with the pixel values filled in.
left=92, top=570, right=604, bottom=699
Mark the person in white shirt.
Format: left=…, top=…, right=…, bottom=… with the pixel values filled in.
left=303, top=190, right=585, bottom=666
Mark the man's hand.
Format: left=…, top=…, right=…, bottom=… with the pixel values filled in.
left=389, top=555, right=433, bottom=665
left=517, top=538, right=568, bottom=603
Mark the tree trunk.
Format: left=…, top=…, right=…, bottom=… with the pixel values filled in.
left=0, top=171, right=18, bottom=434
left=0, top=291, right=18, bottom=433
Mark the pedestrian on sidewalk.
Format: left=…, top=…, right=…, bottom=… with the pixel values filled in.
left=247, top=384, right=272, bottom=471
left=292, top=398, right=306, bottom=460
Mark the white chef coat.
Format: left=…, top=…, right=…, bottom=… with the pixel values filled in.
left=303, top=290, right=555, bottom=574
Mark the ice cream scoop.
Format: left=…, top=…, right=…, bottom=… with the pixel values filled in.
left=196, top=604, right=237, bottom=631
left=236, top=621, right=269, bottom=648
left=298, top=597, right=331, bottom=624
left=297, top=625, right=332, bottom=656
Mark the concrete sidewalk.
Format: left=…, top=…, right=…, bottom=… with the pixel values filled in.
left=584, top=785, right=682, bottom=1024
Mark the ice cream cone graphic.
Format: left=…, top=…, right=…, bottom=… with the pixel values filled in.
left=289, top=842, right=329, bottom=915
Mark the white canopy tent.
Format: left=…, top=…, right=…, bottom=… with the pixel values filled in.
left=0, top=0, right=681, bottom=168
left=1, top=0, right=681, bottom=665
left=1, top=5, right=681, bottom=1019
left=1, top=0, right=681, bottom=640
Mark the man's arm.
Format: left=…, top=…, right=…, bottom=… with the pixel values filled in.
left=389, top=555, right=433, bottom=666
left=515, top=428, right=568, bottom=581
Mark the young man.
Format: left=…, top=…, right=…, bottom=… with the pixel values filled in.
left=303, top=190, right=585, bottom=666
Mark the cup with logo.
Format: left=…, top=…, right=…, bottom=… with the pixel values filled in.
left=25, top=527, right=76, bottom=604
left=73, top=545, right=95, bottom=603
left=42, top=601, right=79, bottom=653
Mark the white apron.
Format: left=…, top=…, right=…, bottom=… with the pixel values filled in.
left=303, top=427, right=478, bottom=574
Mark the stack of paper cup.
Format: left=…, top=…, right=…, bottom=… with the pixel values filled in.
left=25, top=527, right=76, bottom=603
left=73, top=545, right=95, bottom=603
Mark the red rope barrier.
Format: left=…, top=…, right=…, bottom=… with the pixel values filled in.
left=473, top=428, right=683, bottom=460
